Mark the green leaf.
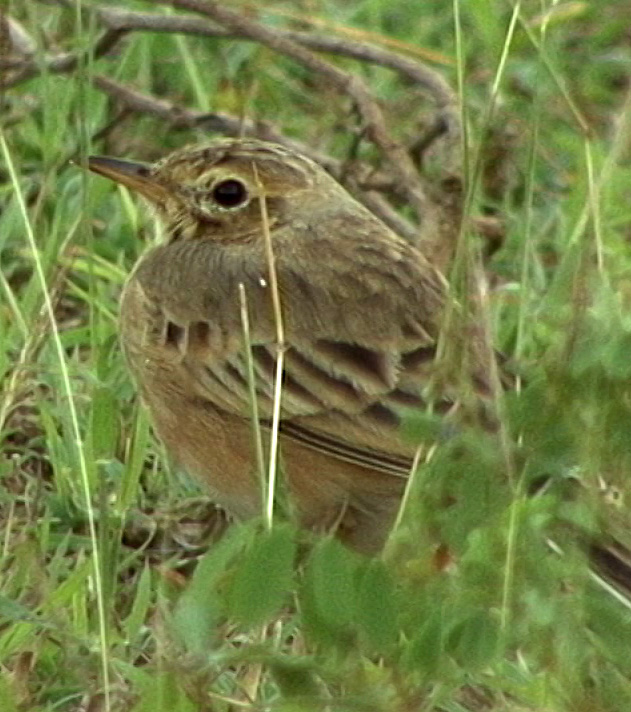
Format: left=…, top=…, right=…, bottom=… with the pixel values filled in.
left=173, top=523, right=251, bottom=655
left=131, top=671, right=197, bottom=712
left=602, top=331, right=631, bottom=380
left=173, top=587, right=220, bottom=660
left=401, top=408, right=445, bottom=443
left=404, top=611, right=445, bottom=676
left=123, top=561, right=153, bottom=645
left=447, top=610, right=500, bottom=671
left=226, top=523, right=297, bottom=627
left=0, top=677, right=18, bottom=712
left=270, top=658, right=321, bottom=700
left=89, top=385, right=119, bottom=460
left=300, top=537, right=360, bottom=646
left=356, top=560, right=397, bottom=653
left=0, top=594, right=39, bottom=623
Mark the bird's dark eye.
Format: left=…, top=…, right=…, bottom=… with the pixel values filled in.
left=211, top=179, right=248, bottom=209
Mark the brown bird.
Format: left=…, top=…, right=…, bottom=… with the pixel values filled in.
left=88, top=138, right=494, bottom=553
left=86, top=138, right=631, bottom=601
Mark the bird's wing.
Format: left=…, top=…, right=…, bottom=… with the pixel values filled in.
left=175, top=217, right=470, bottom=474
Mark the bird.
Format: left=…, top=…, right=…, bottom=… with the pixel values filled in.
left=86, top=137, right=504, bottom=554
left=85, top=138, right=631, bottom=602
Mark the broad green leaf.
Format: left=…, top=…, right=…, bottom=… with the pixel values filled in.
left=173, top=522, right=252, bottom=655
left=226, top=523, right=297, bottom=627
left=404, top=611, right=445, bottom=676
left=356, top=560, right=397, bottom=653
left=447, top=610, right=500, bottom=671
left=300, top=537, right=360, bottom=646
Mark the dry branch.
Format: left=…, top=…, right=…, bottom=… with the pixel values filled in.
left=96, top=8, right=456, bottom=109
left=91, top=75, right=418, bottom=238
left=152, top=0, right=438, bottom=227
left=3, top=2, right=467, bottom=266
left=92, top=75, right=339, bottom=171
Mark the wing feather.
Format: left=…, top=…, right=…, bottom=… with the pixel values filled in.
left=150, top=213, right=451, bottom=471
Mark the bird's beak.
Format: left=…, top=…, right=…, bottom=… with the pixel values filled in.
left=86, top=156, right=168, bottom=202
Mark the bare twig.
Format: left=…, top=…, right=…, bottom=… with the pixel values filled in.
left=89, top=76, right=424, bottom=239
left=152, top=0, right=432, bottom=227
left=4, top=6, right=458, bottom=147
left=92, top=75, right=339, bottom=170
left=0, top=14, right=36, bottom=56
left=0, top=28, right=124, bottom=88
left=4, top=2, right=464, bottom=261
left=95, top=8, right=456, bottom=110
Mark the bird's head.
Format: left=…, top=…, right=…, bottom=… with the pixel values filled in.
left=87, top=138, right=336, bottom=243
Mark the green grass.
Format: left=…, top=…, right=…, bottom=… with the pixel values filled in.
left=2, top=0, right=631, bottom=710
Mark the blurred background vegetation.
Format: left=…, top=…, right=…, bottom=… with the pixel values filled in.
left=1, top=1, right=631, bottom=710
